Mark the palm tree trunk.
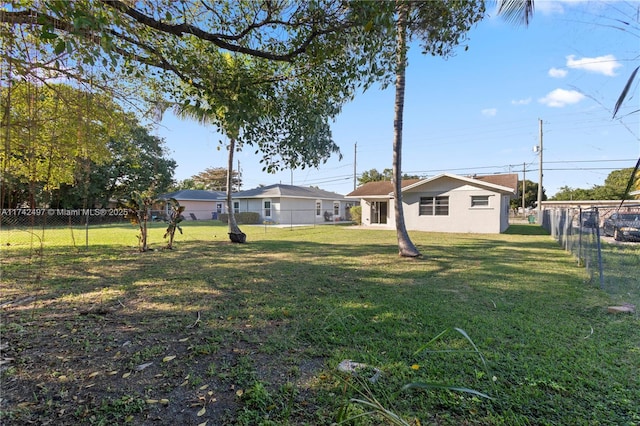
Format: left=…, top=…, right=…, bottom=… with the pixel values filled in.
left=226, top=137, right=246, bottom=243
left=393, top=1, right=420, bottom=257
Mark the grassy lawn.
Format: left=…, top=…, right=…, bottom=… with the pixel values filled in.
left=1, top=222, right=639, bottom=425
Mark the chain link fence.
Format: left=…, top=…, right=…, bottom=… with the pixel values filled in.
left=542, top=204, right=640, bottom=310
left=1, top=208, right=130, bottom=249
left=0, top=206, right=352, bottom=249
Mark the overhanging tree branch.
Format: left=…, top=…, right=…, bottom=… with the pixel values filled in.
left=99, top=0, right=352, bottom=62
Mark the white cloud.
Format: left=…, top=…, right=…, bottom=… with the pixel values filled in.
left=566, top=54, right=621, bottom=76
left=536, top=0, right=588, bottom=15
left=511, top=98, right=531, bottom=106
left=536, top=2, right=567, bottom=15
left=481, top=108, right=497, bottom=117
left=539, top=88, right=585, bottom=107
left=548, top=68, right=568, bottom=78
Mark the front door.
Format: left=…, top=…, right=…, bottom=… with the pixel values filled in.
left=370, top=201, right=388, bottom=224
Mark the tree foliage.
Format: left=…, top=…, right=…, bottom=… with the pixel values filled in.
left=511, top=179, right=546, bottom=210
left=358, top=168, right=420, bottom=185
left=53, top=124, right=176, bottom=209
left=549, top=168, right=640, bottom=201
left=189, top=167, right=241, bottom=192
left=1, top=81, right=128, bottom=207
left=1, top=1, right=383, bottom=172
left=0, top=80, right=174, bottom=208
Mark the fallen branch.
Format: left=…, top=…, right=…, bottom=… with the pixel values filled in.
left=186, top=311, right=201, bottom=328
left=0, top=296, right=35, bottom=308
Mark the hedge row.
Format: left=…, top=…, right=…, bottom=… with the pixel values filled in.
left=217, top=212, right=260, bottom=224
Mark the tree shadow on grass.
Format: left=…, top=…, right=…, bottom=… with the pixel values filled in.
left=1, top=227, right=596, bottom=426
left=504, top=224, right=550, bottom=236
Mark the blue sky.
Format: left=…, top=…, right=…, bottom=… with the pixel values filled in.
left=155, top=1, right=639, bottom=197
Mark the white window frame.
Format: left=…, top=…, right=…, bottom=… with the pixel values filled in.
left=315, top=200, right=322, bottom=216
left=263, top=199, right=272, bottom=218
left=333, top=202, right=340, bottom=217
left=233, top=201, right=240, bottom=214
left=471, top=195, right=490, bottom=208
left=419, top=196, right=449, bottom=216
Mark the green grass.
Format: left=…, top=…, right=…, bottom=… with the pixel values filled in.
left=1, top=222, right=639, bottom=425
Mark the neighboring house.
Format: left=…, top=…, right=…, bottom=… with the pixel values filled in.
left=159, top=189, right=226, bottom=220
left=346, top=173, right=518, bottom=234
left=232, top=184, right=353, bottom=225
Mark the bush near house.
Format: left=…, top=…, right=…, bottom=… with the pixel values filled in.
left=350, top=205, right=362, bottom=225
left=217, top=212, right=260, bottom=224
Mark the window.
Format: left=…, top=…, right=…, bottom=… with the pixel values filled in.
left=471, top=196, right=489, bottom=207
left=419, top=196, right=449, bottom=216
left=233, top=201, right=239, bottom=214
left=316, top=201, right=321, bottom=216
left=333, top=202, right=340, bottom=217
left=263, top=200, right=271, bottom=217
left=216, top=203, right=223, bottom=213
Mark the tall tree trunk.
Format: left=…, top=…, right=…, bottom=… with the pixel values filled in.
left=226, top=137, right=246, bottom=243
left=393, top=1, right=420, bottom=257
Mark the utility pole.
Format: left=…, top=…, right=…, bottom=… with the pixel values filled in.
left=536, top=119, right=543, bottom=223
left=353, top=142, right=357, bottom=191
left=522, top=162, right=526, bottom=218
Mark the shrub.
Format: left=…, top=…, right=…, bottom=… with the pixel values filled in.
left=350, top=205, right=362, bottom=225
left=217, top=212, right=260, bottom=224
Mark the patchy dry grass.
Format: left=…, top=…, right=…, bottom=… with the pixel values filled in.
left=1, top=222, right=639, bottom=425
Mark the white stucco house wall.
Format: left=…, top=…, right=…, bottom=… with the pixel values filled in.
left=159, top=189, right=226, bottom=220
left=346, top=173, right=518, bottom=234
left=232, top=184, right=353, bottom=225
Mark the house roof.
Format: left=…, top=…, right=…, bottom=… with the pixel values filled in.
left=233, top=184, right=345, bottom=200
left=402, top=173, right=515, bottom=194
left=472, top=173, right=519, bottom=192
left=159, top=189, right=226, bottom=201
left=345, top=179, right=421, bottom=198
left=346, top=173, right=516, bottom=198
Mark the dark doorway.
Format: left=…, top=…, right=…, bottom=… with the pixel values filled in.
left=371, top=201, right=388, bottom=224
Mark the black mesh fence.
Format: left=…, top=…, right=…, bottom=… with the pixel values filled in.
left=542, top=204, right=640, bottom=311
left=1, top=208, right=130, bottom=249
left=0, top=207, right=353, bottom=250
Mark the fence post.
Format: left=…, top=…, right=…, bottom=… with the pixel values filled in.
left=578, top=207, right=583, bottom=264
left=594, top=208, right=604, bottom=289
left=85, top=213, right=89, bottom=249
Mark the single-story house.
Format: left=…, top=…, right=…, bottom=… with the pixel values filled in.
left=346, top=173, right=518, bottom=234
left=159, top=189, right=226, bottom=220
left=232, top=184, right=354, bottom=225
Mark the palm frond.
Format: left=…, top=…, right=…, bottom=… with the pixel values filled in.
left=619, top=156, right=640, bottom=209
left=497, top=0, right=535, bottom=26
left=613, top=66, right=639, bottom=119
left=403, top=382, right=493, bottom=400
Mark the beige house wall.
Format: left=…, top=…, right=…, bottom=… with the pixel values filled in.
left=234, top=197, right=350, bottom=225
left=355, top=180, right=512, bottom=234
left=402, top=184, right=504, bottom=233
left=178, top=200, right=217, bottom=220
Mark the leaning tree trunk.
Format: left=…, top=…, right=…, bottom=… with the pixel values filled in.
left=393, top=1, right=420, bottom=257
left=226, top=137, right=246, bottom=243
